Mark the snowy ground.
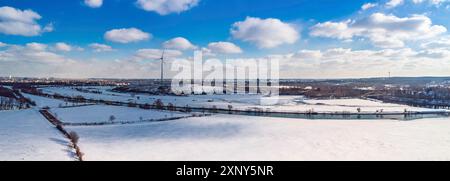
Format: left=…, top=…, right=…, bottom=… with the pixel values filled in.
left=22, top=93, right=68, bottom=108
left=67, top=115, right=450, bottom=161
left=0, top=109, right=73, bottom=161
left=40, top=86, right=445, bottom=114
left=2, top=87, right=448, bottom=161
left=51, top=105, right=189, bottom=124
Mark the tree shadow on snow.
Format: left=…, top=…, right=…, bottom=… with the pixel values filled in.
left=49, top=137, right=69, bottom=146
left=49, top=137, right=77, bottom=160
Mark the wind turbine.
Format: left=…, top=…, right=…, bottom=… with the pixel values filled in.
left=158, top=49, right=165, bottom=88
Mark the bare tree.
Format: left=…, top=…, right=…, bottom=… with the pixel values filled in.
left=68, top=131, right=80, bottom=144
left=109, top=115, right=116, bottom=122
left=154, top=99, right=164, bottom=110
left=167, top=103, right=175, bottom=111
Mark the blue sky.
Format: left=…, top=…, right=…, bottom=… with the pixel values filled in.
left=0, top=0, right=366, bottom=52
left=1, top=0, right=450, bottom=78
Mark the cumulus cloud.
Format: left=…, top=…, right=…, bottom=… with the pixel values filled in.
left=292, top=50, right=322, bottom=60
left=412, top=0, right=450, bottom=5
left=310, top=13, right=447, bottom=48
left=231, top=17, right=299, bottom=49
left=361, top=3, right=378, bottom=10
left=54, top=42, right=72, bottom=52
left=416, top=48, right=450, bottom=59
left=207, top=42, right=242, bottom=54
left=273, top=47, right=450, bottom=78
left=104, top=28, right=151, bottom=43
left=421, top=36, right=450, bottom=49
left=134, top=49, right=183, bottom=60
left=386, top=0, right=404, bottom=8
left=0, top=43, right=71, bottom=65
left=0, top=6, right=53, bottom=36
left=384, top=0, right=449, bottom=8
left=1, top=43, right=450, bottom=78
left=0, top=43, right=167, bottom=78
left=136, top=0, right=199, bottom=15
left=26, top=42, right=48, bottom=51
left=89, top=43, right=114, bottom=52
left=200, top=47, right=216, bottom=57
left=163, top=37, right=197, bottom=50
left=84, top=0, right=103, bottom=8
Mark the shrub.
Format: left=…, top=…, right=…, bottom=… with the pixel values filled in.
left=211, top=105, right=218, bottom=113
left=167, top=103, right=175, bottom=111
left=154, top=99, right=164, bottom=110
left=109, top=115, right=116, bottom=122
left=185, top=105, right=191, bottom=112
left=228, top=105, right=233, bottom=111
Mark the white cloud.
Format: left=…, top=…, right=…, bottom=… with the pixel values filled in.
left=0, top=6, right=52, bottom=36
left=361, top=3, right=378, bottom=10
left=104, top=28, right=151, bottom=43
left=163, top=37, right=197, bottom=50
left=0, top=43, right=70, bottom=65
left=201, top=47, right=216, bottom=57
left=412, top=0, right=450, bottom=5
left=386, top=0, right=404, bottom=8
left=207, top=42, right=242, bottom=54
left=421, top=36, right=450, bottom=49
left=293, top=50, right=322, bottom=60
left=54, top=42, right=72, bottom=52
left=89, top=43, right=114, bottom=52
left=416, top=48, right=450, bottom=58
left=273, top=47, right=450, bottom=78
left=26, top=42, right=48, bottom=51
left=0, top=43, right=162, bottom=78
left=231, top=17, right=299, bottom=49
left=2, top=43, right=450, bottom=78
left=310, top=13, right=447, bottom=48
left=134, top=49, right=183, bottom=60
left=136, top=0, right=199, bottom=15
left=310, top=20, right=354, bottom=40
left=43, top=23, right=54, bottom=32
left=84, top=0, right=103, bottom=8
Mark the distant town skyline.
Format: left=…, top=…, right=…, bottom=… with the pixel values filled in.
left=1, top=0, right=450, bottom=79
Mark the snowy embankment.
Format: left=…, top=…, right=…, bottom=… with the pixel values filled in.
left=0, top=109, right=73, bottom=161
left=51, top=105, right=190, bottom=124
left=40, top=87, right=446, bottom=114
left=67, top=115, right=450, bottom=161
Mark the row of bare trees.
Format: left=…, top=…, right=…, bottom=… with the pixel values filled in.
left=0, top=96, right=31, bottom=110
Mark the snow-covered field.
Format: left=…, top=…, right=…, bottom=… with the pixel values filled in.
left=67, top=115, right=450, bottom=161
left=22, top=93, right=67, bottom=108
left=0, top=109, right=73, bottom=161
left=51, top=105, right=189, bottom=124
left=40, top=86, right=445, bottom=114
left=1, top=86, right=449, bottom=161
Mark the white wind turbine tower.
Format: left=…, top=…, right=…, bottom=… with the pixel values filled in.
left=158, top=49, right=165, bottom=88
